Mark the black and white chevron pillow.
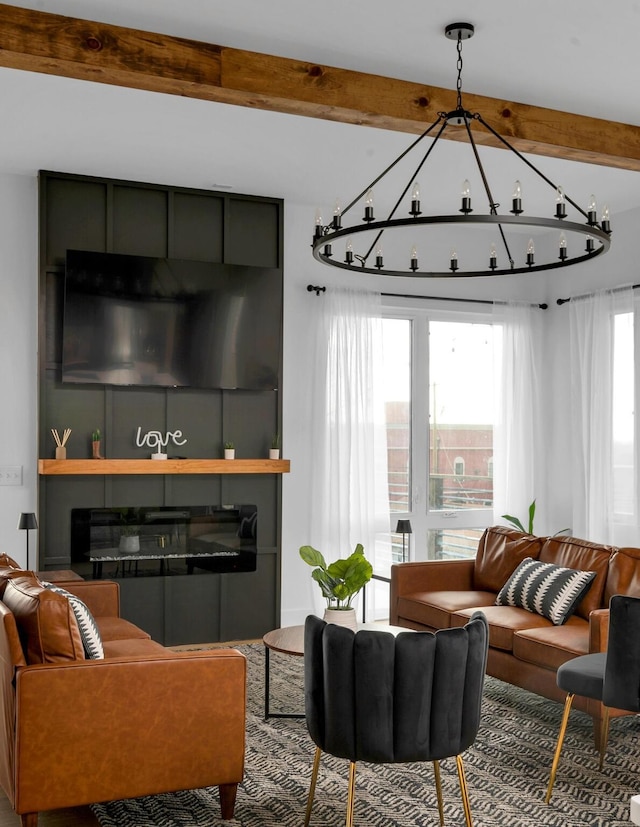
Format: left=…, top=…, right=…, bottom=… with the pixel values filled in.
left=495, top=557, right=596, bottom=626
left=43, top=583, right=104, bottom=659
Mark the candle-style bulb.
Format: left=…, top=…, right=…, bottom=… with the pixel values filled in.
left=344, top=238, right=354, bottom=265
left=363, top=189, right=375, bottom=222
left=511, top=180, right=523, bottom=215
left=410, top=181, right=421, bottom=216
left=375, top=243, right=384, bottom=269
left=601, top=203, right=611, bottom=233
left=332, top=199, right=342, bottom=229
left=526, top=238, right=535, bottom=266
left=314, top=208, right=324, bottom=239
left=587, top=194, right=597, bottom=225
left=489, top=242, right=497, bottom=270
left=410, top=245, right=419, bottom=272
left=555, top=186, right=566, bottom=219
left=450, top=248, right=459, bottom=272
left=586, top=234, right=595, bottom=253
left=559, top=231, right=568, bottom=261
left=460, top=179, right=472, bottom=214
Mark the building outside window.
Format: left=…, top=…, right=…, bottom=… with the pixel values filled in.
left=379, top=305, right=497, bottom=579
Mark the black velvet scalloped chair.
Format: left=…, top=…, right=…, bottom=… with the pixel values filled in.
left=546, top=593, right=640, bottom=804
left=303, top=612, right=489, bottom=827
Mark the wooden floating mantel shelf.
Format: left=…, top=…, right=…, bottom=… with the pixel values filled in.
left=38, top=459, right=291, bottom=476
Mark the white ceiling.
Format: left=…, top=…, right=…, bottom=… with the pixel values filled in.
left=2, top=0, right=640, bottom=215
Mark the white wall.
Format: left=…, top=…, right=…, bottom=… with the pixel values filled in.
left=0, top=174, right=38, bottom=566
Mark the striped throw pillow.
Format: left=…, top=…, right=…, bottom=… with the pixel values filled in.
left=495, top=557, right=596, bottom=626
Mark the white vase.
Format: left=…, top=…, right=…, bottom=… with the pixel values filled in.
left=323, top=607, right=358, bottom=631
left=269, top=448, right=280, bottom=460
left=119, top=535, right=140, bottom=553
left=224, top=448, right=235, bottom=460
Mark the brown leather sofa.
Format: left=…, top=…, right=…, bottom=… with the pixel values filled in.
left=390, top=525, right=640, bottom=741
left=0, top=555, right=246, bottom=826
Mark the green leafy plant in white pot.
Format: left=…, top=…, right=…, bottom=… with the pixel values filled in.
left=299, top=543, right=373, bottom=630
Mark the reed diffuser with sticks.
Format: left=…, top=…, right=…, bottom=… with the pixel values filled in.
left=51, top=428, right=71, bottom=459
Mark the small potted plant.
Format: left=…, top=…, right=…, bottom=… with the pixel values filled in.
left=299, top=543, right=372, bottom=629
left=91, top=428, right=103, bottom=459
left=269, top=433, right=280, bottom=460
left=224, top=440, right=235, bottom=460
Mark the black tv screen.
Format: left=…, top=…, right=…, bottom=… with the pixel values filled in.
left=62, top=250, right=281, bottom=390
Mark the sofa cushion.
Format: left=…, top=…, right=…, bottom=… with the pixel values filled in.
left=605, top=546, right=640, bottom=604
left=0, top=555, right=31, bottom=597
left=451, top=604, right=553, bottom=651
left=512, top=617, right=590, bottom=670
left=495, top=557, right=596, bottom=625
left=538, top=536, right=612, bottom=619
left=473, top=526, right=544, bottom=593
left=102, top=638, right=170, bottom=658
left=395, top=590, right=497, bottom=630
left=95, top=616, right=151, bottom=642
left=42, top=583, right=104, bottom=659
left=2, top=575, right=85, bottom=663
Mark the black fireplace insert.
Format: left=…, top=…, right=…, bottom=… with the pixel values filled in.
left=70, top=505, right=257, bottom=578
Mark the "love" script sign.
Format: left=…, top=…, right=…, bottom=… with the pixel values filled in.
left=135, top=427, right=188, bottom=450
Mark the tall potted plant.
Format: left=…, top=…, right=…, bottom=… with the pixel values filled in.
left=299, top=543, right=373, bottom=630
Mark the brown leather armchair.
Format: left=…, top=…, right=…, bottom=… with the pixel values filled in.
left=0, top=564, right=246, bottom=826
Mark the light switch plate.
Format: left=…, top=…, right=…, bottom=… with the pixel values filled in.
left=0, top=466, right=22, bottom=485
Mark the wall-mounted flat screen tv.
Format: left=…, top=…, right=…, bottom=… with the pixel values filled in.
left=62, top=250, right=281, bottom=390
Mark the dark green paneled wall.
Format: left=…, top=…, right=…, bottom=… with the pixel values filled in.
left=38, top=171, right=284, bottom=644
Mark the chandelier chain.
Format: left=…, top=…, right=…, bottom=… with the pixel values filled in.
left=456, top=33, right=464, bottom=110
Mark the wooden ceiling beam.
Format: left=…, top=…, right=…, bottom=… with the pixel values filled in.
left=1, top=3, right=640, bottom=171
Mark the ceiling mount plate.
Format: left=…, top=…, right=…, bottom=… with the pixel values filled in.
left=444, top=22, right=475, bottom=41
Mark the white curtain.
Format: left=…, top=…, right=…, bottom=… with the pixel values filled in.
left=492, top=301, right=543, bottom=530
left=569, top=287, right=634, bottom=543
left=307, top=287, right=390, bottom=615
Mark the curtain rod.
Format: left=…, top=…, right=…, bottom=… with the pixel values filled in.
left=556, top=283, right=640, bottom=306
left=307, top=284, right=548, bottom=310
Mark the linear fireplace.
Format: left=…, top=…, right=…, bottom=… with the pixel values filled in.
left=70, top=505, right=257, bottom=579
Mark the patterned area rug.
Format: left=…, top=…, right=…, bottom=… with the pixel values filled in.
left=92, top=642, right=640, bottom=826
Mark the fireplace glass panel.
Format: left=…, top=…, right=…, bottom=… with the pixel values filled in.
left=70, top=505, right=257, bottom=578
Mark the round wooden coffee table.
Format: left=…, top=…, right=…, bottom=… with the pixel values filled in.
left=262, top=624, right=305, bottom=720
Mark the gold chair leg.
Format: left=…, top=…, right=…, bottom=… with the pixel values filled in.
left=598, top=707, right=611, bottom=771
left=455, top=754, right=473, bottom=827
left=346, top=762, right=357, bottom=827
left=433, top=760, right=445, bottom=827
left=545, top=692, right=574, bottom=804
left=304, top=746, right=322, bottom=827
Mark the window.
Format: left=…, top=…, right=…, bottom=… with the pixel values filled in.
left=381, top=305, right=497, bottom=565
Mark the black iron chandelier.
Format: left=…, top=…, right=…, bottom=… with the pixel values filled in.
left=311, top=22, right=612, bottom=278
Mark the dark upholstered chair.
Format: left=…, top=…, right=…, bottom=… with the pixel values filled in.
left=546, top=594, right=640, bottom=803
left=303, top=612, right=489, bottom=827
